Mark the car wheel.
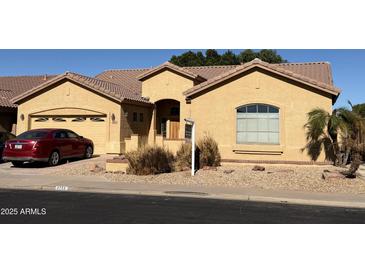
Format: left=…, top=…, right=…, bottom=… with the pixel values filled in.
left=84, top=146, right=93, bottom=159
left=48, top=151, right=60, bottom=166
left=11, top=161, right=24, bottom=167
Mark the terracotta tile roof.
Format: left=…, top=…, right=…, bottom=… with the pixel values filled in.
left=183, top=59, right=341, bottom=98
left=95, top=68, right=148, bottom=95
left=96, top=60, right=339, bottom=98
left=0, top=75, right=57, bottom=107
left=3, top=59, right=339, bottom=107
left=0, top=89, right=17, bottom=108
left=136, top=61, right=206, bottom=82
left=96, top=66, right=240, bottom=94
left=185, top=65, right=241, bottom=80
left=12, top=72, right=153, bottom=105
left=273, top=62, right=334, bottom=86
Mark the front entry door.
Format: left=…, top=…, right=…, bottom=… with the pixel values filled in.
left=169, top=120, right=179, bottom=139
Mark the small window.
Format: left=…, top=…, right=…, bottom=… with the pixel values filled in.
left=139, top=113, right=144, bottom=122
left=90, top=117, right=105, bottom=122
left=72, top=117, right=86, bottom=122
left=34, top=117, right=48, bottom=122
left=170, top=107, right=180, bottom=116
left=133, top=112, right=138, bottom=122
left=52, top=117, right=66, bottom=122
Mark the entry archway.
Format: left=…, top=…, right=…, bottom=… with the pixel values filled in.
left=155, top=99, right=180, bottom=139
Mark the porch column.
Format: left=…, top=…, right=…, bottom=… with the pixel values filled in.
left=148, top=106, right=156, bottom=145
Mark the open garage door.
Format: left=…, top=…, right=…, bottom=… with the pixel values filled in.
left=30, top=116, right=107, bottom=154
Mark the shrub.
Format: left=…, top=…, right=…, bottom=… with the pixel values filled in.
left=197, top=135, right=221, bottom=167
left=175, top=143, right=192, bottom=171
left=125, top=146, right=175, bottom=175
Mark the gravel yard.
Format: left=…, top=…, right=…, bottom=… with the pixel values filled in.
left=53, top=157, right=365, bottom=194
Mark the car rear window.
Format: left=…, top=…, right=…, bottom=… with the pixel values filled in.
left=16, top=131, right=48, bottom=139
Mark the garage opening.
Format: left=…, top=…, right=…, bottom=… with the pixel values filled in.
left=30, top=115, right=107, bottom=154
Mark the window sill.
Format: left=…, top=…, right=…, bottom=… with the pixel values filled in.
left=232, top=144, right=284, bottom=155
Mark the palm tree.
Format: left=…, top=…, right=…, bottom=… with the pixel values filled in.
left=304, top=103, right=365, bottom=177
left=304, top=108, right=348, bottom=165
left=341, top=103, right=365, bottom=177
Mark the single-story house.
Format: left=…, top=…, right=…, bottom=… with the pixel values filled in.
left=0, top=58, right=341, bottom=163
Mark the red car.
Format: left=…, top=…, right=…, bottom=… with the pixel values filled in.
left=2, top=128, right=94, bottom=167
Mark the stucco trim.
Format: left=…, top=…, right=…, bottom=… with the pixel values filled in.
left=221, top=159, right=331, bottom=165
left=232, top=150, right=283, bottom=155
left=30, top=107, right=106, bottom=117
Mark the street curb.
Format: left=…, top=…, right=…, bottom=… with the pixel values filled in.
left=1, top=184, right=365, bottom=209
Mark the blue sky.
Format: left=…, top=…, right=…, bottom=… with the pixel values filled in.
left=0, top=49, right=363, bottom=107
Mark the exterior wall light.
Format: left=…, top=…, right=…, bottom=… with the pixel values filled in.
left=111, top=113, right=116, bottom=122
left=20, top=114, right=24, bottom=121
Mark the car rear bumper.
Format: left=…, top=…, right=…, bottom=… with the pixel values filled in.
left=2, top=156, right=48, bottom=162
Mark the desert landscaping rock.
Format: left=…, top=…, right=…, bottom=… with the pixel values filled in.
left=322, top=171, right=346, bottom=180
left=202, top=166, right=218, bottom=171
left=252, top=165, right=265, bottom=171
left=53, top=158, right=365, bottom=194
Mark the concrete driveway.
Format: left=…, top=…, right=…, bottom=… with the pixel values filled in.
left=0, top=155, right=111, bottom=176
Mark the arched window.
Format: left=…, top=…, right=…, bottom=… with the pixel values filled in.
left=236, top=104, right=279, bottom=144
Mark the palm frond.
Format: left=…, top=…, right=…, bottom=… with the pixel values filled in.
left=304, top=108, right=329, bottom=141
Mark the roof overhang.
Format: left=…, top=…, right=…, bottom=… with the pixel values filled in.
left=183, top=59, right=341, bottom=100
left=137, top=61, right=206, bottom=82
left=11, top=72, right=153, bottom=106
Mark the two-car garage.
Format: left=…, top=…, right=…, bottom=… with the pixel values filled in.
left=12, top=72, right=153, bottom=155
left=29, top=115, right=108, bottom=154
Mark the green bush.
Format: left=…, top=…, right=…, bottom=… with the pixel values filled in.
left=125, top=146, right=175, bottom=175
left=197, top=135, right=221, bottom=167
left=175, top=143, right=192, bottom=171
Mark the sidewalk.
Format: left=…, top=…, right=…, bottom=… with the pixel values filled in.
left=1, top=172, right=365, bottom=208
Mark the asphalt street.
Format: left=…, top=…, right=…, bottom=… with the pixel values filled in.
left=0, top=189, right=365, bottom=223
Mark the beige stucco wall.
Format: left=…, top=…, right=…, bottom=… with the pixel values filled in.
left=141, top=69, right=194, bottom=142
left=120, top=103, right=152, bottom=150
left=189, top=70, right=333, bottom=162
left=16, top=80, right=123, bottom=154
left=12, top=68, right=335, bottom=162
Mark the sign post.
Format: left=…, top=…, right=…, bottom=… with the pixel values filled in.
left=184, top=118, right=195, bottom=176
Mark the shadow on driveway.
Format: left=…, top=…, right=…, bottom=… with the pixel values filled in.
left=6, top=155, right=101, bottom=169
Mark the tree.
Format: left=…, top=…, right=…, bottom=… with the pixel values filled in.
left=169, top=49, right=286, bottom=66
left=220, top=50, right=240, bottom=65
left=353, top=103, right=365, bottom=118
left=205, top=49, right=221, bottom=66
left=170, top=50, right=205, bottom=67
left=257, top=49, right=287, bottom=63
left=304, top=104, right=365, bottom=177
left=238, top=49, right=257, bottom=63
left=340, top=104, right=365, bottom=177
left=303, top=108, right=347, bottom=165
